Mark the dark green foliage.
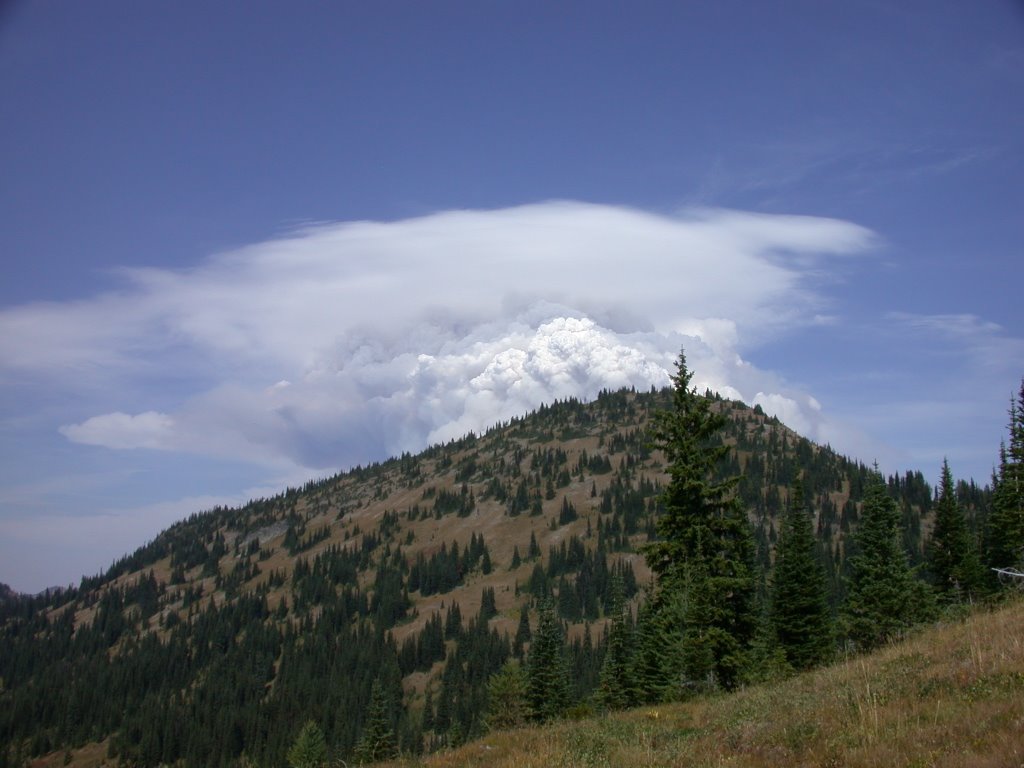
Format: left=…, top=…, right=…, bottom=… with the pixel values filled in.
left=558, top=496, right=578, bottom=525
left=513, top=603, right=531, bottom=658
left=567, top=624, right=603, bottom=703
left=770, top=478, right=834, bottom=670
left=841, top=473, right=934, bottom=651
left=353, top=679, right=396, bottom=764
left=597, top=574, right=635, bottom=709
left=987, top=381, right=1024, bottom=575
left=431, top=484, right=476, bottom=518
left=525, top=600, right=570, bottom=721
left=598, top=473, right=656, bottom=539
left=480, top=587, right=497, bottom=621
left=526, top=562, right=550, bottom=599
left=407, top=534, right=490, bottom=597
left=525, top=536, right=637, bottom=621
left=547, top=535, right=588, bottom=576
left=430, top=602, right=512, bottom=745
left=927, top=459, right=985, bottom=602
left=58, top=583, right=406, bottom=766
left=286, top=523, right=331, bottom=555
left=631, top=592, right=686, bottom=703
left=485, top=659, right=529, bottom=730
left=642, top=350, right=757, bottom=690
left=369, top=554, right=410, bottom=629
left=528, top=531, right=541, bottom=559
left=444, top=602, right=463, bottom=640
left=398, top=611, right=446, bottom=674
left=287, top=720, right=327, bottom=768
left=557, top=575, right=581, bottom=620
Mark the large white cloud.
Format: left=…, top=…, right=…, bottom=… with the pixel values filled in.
left=0, top=202, right=876, bottom=473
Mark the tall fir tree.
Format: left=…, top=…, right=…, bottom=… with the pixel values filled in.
left=286, top=720, right=327, bottom=768
left=596, top=573, right=636, bottom=709
left=642, top=350, right=757, bottom=690
left=525, top=599, right=570, bottom=721
left=513, top=603, right=532, bottom=659
left=485, top=659, right=529, bottom=730
left=987, top=381, right=1024, bottom=576
left=841, top=472, right=934, bottom=651
left=353, top=678, right=397, bottom=764
left=630, top=592, right=685, bottom=703
left=770, top=477, right=834, bottom=670
left=927, top=459, right=985, bottom=602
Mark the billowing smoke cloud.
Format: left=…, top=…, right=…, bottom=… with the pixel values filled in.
left=2, top=202, right=876, bottom=475
left=53, top=310, right=743, bottom=471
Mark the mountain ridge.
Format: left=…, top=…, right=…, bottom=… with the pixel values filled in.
left=0, top=386, right=974, bottom=767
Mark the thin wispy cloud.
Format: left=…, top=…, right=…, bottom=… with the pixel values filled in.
left=887, top=312, right=1003, bottom=338
left=886, top=312, right=1024, bottom=375
left=695, top=133, right=992, bottom=213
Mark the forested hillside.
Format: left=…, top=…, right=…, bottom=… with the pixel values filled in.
left=2, top=371, right=1021, bottom=768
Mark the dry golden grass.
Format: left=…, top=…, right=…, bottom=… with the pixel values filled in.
left=380, top=597, right=1024, bottom=768
left=30, top=739, right=109, bottom=768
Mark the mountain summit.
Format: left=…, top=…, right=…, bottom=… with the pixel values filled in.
left=0, top=385, right=997, bottom=767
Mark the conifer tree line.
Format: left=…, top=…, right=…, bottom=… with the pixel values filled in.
left=585, top=357, right=1024, bottom=715
left=0, top=364, right=1021, bottom=767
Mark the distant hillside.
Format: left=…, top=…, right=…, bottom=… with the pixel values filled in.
left=0, top=386, right=995, bottom=768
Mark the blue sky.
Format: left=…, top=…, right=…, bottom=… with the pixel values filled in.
left=1, top=1, right=1022, bottom=592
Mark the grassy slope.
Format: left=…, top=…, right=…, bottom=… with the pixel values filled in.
left=382, top=598, right=1024, bottom=768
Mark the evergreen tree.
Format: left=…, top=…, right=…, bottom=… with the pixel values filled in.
left=597, top=573, right=635, bottom=709
left=631, top=594, right=683, bottom=703
left=676, top=541, right=723, bottom=688
left=354, top=679, right=396, bottom=764
left=513, top=603, right=531, bottom=658
left=525, top=599, right=570, bottom=721
left=286, top=720, right=327, bottom=768
left=485, top=659, right=529, bottom=730
left=841, top=472, right=934, bottom=651
left=928, top=459, right=985, bottom=602
left=746, top=591, right=791, bottom=684
left=642, top=350, right=757, bottom=690
left=480, top=586, right=498, bottom=621
left=421, top=687, right=435, bottom=734
left=528, top=531, right=541, bottom=560
left=987, top=381, right=1024, bottom=575
left=770, top=478, right=834, bottom=670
